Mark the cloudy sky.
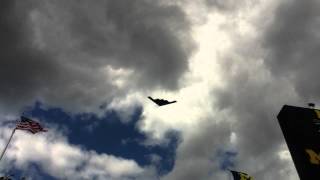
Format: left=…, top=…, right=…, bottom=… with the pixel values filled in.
left=0, top=0, right=319, bottom=179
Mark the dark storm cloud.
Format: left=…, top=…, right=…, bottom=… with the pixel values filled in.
left=104, top=0, right=194, bottom=89
left=263, top=0, right=320, bottom=101
left=0, top=0, right=60, bottom=112
left=39, top=0, right=194, bottom=89
left=0, top=0, right=194, bottom=113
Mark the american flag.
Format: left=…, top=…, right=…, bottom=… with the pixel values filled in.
left=15, top=116, right=47, bottom=134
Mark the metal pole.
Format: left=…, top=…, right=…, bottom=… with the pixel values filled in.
left=0, top=128, right=16, bottom=162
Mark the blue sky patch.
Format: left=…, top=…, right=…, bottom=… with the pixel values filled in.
left=17, top=102, right=180, bottom=178
left=214, top=149, right=238, bottom=171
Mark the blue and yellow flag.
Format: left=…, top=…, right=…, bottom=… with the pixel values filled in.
left=230, top=170, right=253, bottom=180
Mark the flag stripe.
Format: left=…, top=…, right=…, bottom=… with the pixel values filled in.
left=15, top=116, right=47, bottom=134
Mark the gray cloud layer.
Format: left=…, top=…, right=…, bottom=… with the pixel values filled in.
left=1, top=0, right=319, bottom=179
left=0, top=0, right=194, bottom=114
left=163, top=0, right=319, bottom=179
left=201, top=0, right=319, bottom=179
left=263, top=0, right=320, bottom=101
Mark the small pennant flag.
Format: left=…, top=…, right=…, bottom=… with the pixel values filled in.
left=15, top=116, right=47, bottom=134
left=230, top=170, right=253, bottom=180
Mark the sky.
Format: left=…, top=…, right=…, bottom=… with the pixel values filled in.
left=0, top=0, right=319, bottom=179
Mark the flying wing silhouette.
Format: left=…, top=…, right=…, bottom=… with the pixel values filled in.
left=148, top=96, right=177, bottom=106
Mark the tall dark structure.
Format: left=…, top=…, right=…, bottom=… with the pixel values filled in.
left=277, top=105, right=320, bottom=180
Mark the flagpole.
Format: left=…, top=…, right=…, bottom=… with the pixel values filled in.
left=0, top=128, right=16, bottom=163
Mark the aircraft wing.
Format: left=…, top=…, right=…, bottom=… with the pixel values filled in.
left=148, top=97, right=177, bottom=106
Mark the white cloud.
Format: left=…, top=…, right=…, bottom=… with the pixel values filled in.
left=135, top=1, right=302, bottom=179
left=137, top=13, right=230, bottom=140
left=0, top=126, right=154, bottom=180
left=0, top=0, right=315, bottom=179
